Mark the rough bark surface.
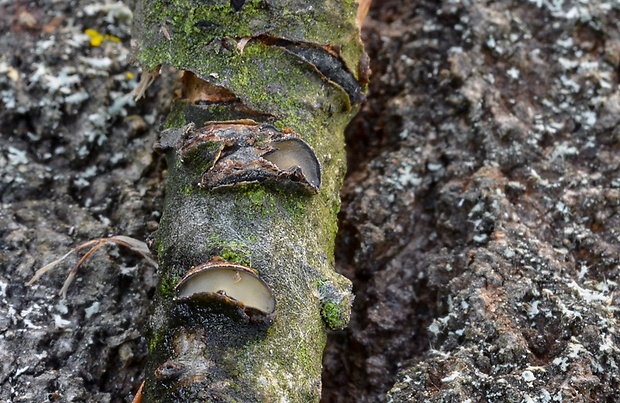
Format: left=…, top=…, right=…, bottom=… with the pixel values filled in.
left=325, top=1, right=620, bottom=402
left=1, top=0, right=619, bottom=402
left=1, top=1, right=163, bottom=401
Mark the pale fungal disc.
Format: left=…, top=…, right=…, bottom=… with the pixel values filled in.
left=176, top=265, right=275, bottom=315
left=263, top=138, right=321, bottom=188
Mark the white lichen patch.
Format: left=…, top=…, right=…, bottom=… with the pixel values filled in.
left=42, top=68, right=82, bottom=94
left=521, top=370, right=535, bottom=382
left=441, top=371, right=461, bottom=383
left=568, top=281, right=613, bottom=305
left=506, top=67, right=520, bottom=80
left=80, top=56, right=113, bottom=70
left=84, top=302, right=101, bottom=319
left=53, top=314, right=72, bottom=329
left=7, top=147, right=28, bottom=166
left=549, top=142, right=579, bottom=162
left=64, top=91, right=90, bottom=105
left=83, top=1, right=133, bottom=23
left=0, top=0, right=141, bottom=196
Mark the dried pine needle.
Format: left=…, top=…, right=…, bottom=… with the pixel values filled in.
left=132, top=68, right=160, bottom=101
left=28, top=235, right=157, bottom=298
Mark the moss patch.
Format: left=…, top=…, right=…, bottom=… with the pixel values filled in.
left=206, top=236, right=252, bottom=267
left=321, top=301, right=348, bottom=330
left=297, top=342, right=313, bottom=374
left=148, top=328, right=167, bottom=354
left=163, top=102, right=188, bottom=130
left=159, top=274, right=179, bottom=298
left=182, top=141, right=223, bottom=176
left=237, top=185, right=277, bottom=218
left=220, top=244, right=251, bottom=267
left=136, top=0, right=363, bottom=74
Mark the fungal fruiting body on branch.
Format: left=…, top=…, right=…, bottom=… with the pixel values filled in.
left=175, top=259, right=276, bottom=323
left=159, top=121, right=322, bottom=193
left=134, top=0, right=367, bottom=401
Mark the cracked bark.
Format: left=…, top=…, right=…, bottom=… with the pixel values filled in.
left=133, top=0, right=367, bottom=400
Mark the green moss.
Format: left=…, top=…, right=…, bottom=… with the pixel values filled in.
left=288, top=199, right=306, bottom=220
left=163, top=102, right=188, bottom=130
left=182, top=184, right=197, bottom=195
left=182, top=141, right=222, bottom=174
left=156, top=238, right=166, bottom=258
left=138, top=31, right=352, bottom=141
left=206, top=236, right=252, bottom=267
left=148, top=330, right=165, bottom=353
left=297, top=342, right=313, bottom=373
left=247, top=187, right=267, bottom=207
left=272, top=187, right=307, bottom=221
left=220, top=245, right=251, bottom=266
left=313, top=278, right=327, bottom=290
left=321, top=301, right=347, bottom=330
left=137, top=0, right=362, bottom=68
left=159, top=274, right=178, bottom=298
left=236, top=185, right=276, bottom=217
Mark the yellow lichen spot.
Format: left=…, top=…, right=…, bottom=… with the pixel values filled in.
left=85, top=28, right=104, bottom=47
left=105, top=34, right=121, bottom=43
left=85, top=28, right=121, bottom=47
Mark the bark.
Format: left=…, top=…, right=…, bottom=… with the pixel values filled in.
left=132, top=0, right=366, bottom=400
left=324, top=1, right=620, bottom=401
left=3, top=1, right=618, bottom=402
left=0, top=2, right=161, bottom=401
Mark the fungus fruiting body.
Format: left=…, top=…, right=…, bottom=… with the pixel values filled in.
left=165, top=122, right=322, bottom=193
left=175, top=259, right=276, bottom=322
left=263, top=137, right=322, bottom=189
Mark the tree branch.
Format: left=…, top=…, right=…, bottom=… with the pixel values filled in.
left=132, top=0, right=367, bottom=400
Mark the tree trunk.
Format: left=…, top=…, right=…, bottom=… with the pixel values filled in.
left=132, top=0, right=367, bottom=400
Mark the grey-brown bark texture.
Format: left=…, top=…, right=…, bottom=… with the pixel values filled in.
left=1, top=1, right=162, bottom=401
left=325, top=1, right=620, bottom=402
left=1, top=0, right=619, bottom=402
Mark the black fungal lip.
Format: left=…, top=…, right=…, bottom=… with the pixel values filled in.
left=230, top=0, right=246, bottom=12
left=254, top=36, right=364, bottom=105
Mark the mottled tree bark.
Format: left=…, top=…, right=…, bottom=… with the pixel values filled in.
left=4, top=0, right=620, bottom=401
left=132, top=0, right=367, bottom=400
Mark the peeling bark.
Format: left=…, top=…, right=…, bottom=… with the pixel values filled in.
left=132, top=0, right=366, bottom=400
